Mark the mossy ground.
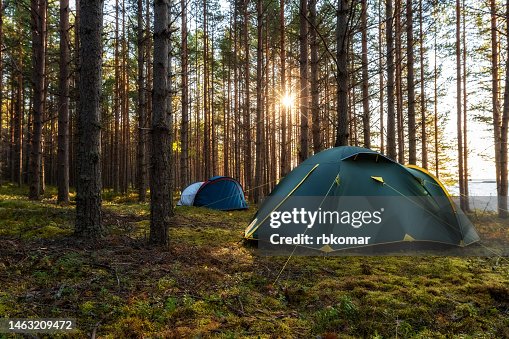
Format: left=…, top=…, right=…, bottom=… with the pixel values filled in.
left=0, top=183, right=508, bottom=338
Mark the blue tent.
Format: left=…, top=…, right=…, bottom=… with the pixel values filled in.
left=187, top=176, right=248, bottom=211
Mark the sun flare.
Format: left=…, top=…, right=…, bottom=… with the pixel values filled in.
left=281, top=93, right=295, bottom=108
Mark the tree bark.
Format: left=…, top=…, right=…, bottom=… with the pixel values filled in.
left=361, top=0, right=370, bottom=148
left=150, top=0, right=173, bottom=247
left=180, top=0, right=188, bottom=190
left=13, top=27, right=23, bottom=187
left=137, top=0, right=147, bottom=201
left=28, top=0, right=47, bottom=200
left=386, top=0, right=396, bottom=159
left=113, top=0, right=120, bottom=193
left=335, top=0, right=349, bottom=147
left=461, top=0, right=469, bottom=210
left=499, top=0, right=509, bottom=218
left=279, top=0, right=288, bottom=176
left=407, top=0, right=416, bottom=164
left=395, top=0, right=404, bottom=163
left=242, top=0, right=252, bottom=193
left=378, top=0, right=384, bottom=153
left=491, top=0, right=501, bottom=198
left=310, top=0, right=322, bottom=153
left=254, top=0, right=263, bottom=203
left=434, top=15, right=439, bottom=177
left=419, top=0, right=427, bottom=169
left=75, top=0, right=104, bottom=238
left=0, top=0, right=3, bottom=181
left=57, top=0, right=70, bottom=204
left=299, top=0, right=309, bottom=160
left=456, top=0, right=465, bottom=210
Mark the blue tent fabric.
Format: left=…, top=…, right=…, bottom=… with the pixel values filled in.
left=193, top=176, right=248, bottom=210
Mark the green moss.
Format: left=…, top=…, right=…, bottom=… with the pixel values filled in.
left=1, top=183, right=509, bottom=337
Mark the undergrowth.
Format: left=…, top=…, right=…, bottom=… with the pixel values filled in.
left=0, top=183, right=508, bottom=338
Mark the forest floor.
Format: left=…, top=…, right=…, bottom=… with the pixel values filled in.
left=0, top=183, right=509, bottom=338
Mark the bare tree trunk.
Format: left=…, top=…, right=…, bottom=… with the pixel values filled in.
left=233, top=1, right=240, bottom=181
left=13, top=17, right=23, bottom=187
left=361, top=0, right=370, bottom=148
left=491, top=0, right=501, bottom=198
left=203, top=0, right=211, bottom=178
left=310, top=0, right=322, bottom=153
left=335, top=0, right=349, bottom=147
left=254, top=0, right=263, bottom=203
left=0, top=0, right=3, bottom=181
left=150, top=0, right=173, bottom=246
left=57, top=0, right=70, bottom=203
left=378, top=0, right=384, bottom=153
left=75, top=0, right=103, bottom=238
left=137, top=0, right=147, bottom=201
left=242, top=0, right=252, bottom=193
left=455, top=0, right=465, bottom=210
left=180, top=0, right=188, bottom=189
left=386, top=0, right=396, bottom=159
left=462, top=0, right=469, bottom=210
left=395, top=0, right=404, bottom=163
left=434, top=16, right=439, bottom=177
left=299, top=0, right=309, bottom=160
left=407, top=0, right=416, bottom=164
left=499, top=0, right=509, bottom=218
left=29, top=0, right=47, bottom=200
left=280, top=0, right=288, bottom=176
left=113, top=0, right=120, bottom=192
left=419, top=0, right=427, bottom=169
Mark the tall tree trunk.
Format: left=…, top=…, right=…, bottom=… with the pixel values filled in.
left=407, top=0, right=416, bottom=164
left=145, top=0, right=151, bottom=187
left=335, top=0, right=349, bottom=147
left=14, top=67, right=22, bottom=186
left=57, top=0, right=70, bottom=203
left=434, top=16, right=439, bottom=177
left=361, top=0, right=370, bottom=148
left=279, top=0, right=288, bottom=176
left=299, top=0, right=309, bottom=160
left=242, top=0, right=252, bottom=193
left=386, top=0, right=396, bottom=159
left=180, top=0, right=188, bottom=190
left=310, top=0, right=322, bottom=153
left=462, top=0, right=469, bottom=210
left=395, top=0, right=404, bottom=163
left=499, top=0, right=509, bottom=218
left=203, top=0, right=211, bottom=178
left=254, top=0, right=263, bottom=203
left=233, top=0, right=240, bottom=181
left=0, top=0, right=3, bottom=181
left=113, top=0, right=120, bottom=192
left=29, top=0, right=47, bottom=200
left=455, top=0, right=465, bottom=210
left=419, top=0, right=427, bottom=169
left=491, top=0, right=501, bottom=198
left=137, top=0, right=147, bottom=201
left=150, top=0, right=173, bottom=246
left=75, top=0, right=104, bottom=238
left=378, top=0, right=384, bottom=153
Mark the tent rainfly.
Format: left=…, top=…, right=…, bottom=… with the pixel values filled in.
left=244, top=146, right=480, bottom=252
left=178, top=176, right=248, bottom=211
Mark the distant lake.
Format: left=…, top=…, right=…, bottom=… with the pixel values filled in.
left=448, top=180, right=500, bottom=211
left=447, top=179, right=497, bottom=197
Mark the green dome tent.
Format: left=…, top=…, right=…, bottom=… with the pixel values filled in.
left=244, top=146, right=480, bottom=253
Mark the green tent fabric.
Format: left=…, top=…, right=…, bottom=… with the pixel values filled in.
left=244, top=146, right=480, bottom=252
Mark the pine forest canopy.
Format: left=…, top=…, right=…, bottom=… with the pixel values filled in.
left=0, top=0, right=508, bottom=233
